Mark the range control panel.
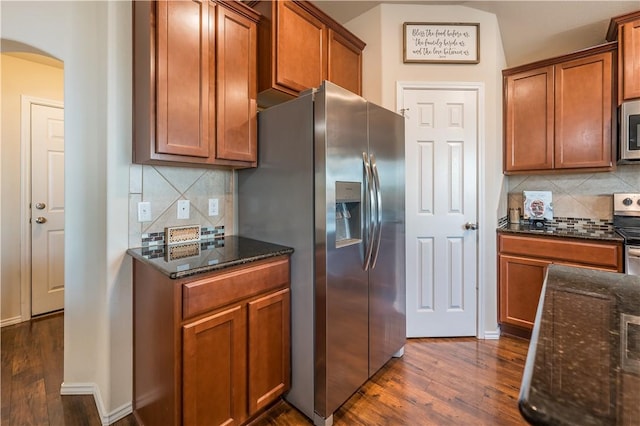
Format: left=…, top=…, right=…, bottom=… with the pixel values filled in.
left=614, top=193, right=640, bottom=216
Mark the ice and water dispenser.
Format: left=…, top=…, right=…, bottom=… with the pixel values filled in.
left=335, top=181, right=361, bottom=248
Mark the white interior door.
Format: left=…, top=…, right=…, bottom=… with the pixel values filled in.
left=31, top=103, right=65, bottom=316
left=402, top=85, right=478, bottom=337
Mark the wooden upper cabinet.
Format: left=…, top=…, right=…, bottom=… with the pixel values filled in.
left=607, top=11, right=640, bottom=102
left=502, top=43, right=615, bottom=174
left=555, top=52, right=613, bottom=169
left=621, top=19, right=640, bottom=101
left=252, top=0, right=365, bottom=107
left=327, top=29, right=363, bottom=96
left=133, top=0, right=259, bottom=168
left=216, top=4, right=258, bottom=162
left=274, top=1, right=326, bottom=94
left=504, top=66, right=554, bottom=171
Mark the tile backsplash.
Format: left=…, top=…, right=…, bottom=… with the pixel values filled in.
left=507, top=164, right=640, bottom=220
left=128, top=164, right=234, bottom=248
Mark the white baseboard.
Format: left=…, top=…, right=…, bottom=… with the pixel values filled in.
left=483, top=329, right=501, bottom=340
left=1, top=316, right=23, bottom=327
left=60, top=382, right=132, bottom=425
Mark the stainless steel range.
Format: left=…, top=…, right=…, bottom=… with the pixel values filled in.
left=613, top=193, right=640, bottom=275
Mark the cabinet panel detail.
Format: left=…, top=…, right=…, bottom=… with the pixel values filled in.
left=327, top=28, right=362, bottom=95
left=183, top=257, right=290, bottom=320
left=216, top=6, right=258, bottom=162
left=499, top=254, right=548, bottom=329
left=504, top=66, right=554, bottom=171
left=554, top=52, right=612, bottom=169
left=275, top=1, right=326, bottom=93
left=248, top=288, right=291, bottom=414
left=183, top=305, right=247, bottom=426
left=156, top=0, right=211, bottom=158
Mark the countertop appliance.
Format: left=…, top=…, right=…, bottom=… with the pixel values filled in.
left=613, top=193, right=640, bottom=275
left=238, top=81, right=406, bottom=425
left=619, top=99, right=640, bottom=162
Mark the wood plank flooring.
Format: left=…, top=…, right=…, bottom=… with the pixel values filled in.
left=250, top=336, right=530, bottom=425
left=2, top=313, right=530, bottom=425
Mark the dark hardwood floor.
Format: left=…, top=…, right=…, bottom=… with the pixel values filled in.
left=2, top=313, right=530, bottom=425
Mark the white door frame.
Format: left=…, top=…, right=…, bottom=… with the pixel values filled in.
left=397, top=81, right=486, bottom=338
left=20, top=95, right=64, bottom=322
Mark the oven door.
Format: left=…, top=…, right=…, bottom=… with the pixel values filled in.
left=625, top=245, right=640, bottom=275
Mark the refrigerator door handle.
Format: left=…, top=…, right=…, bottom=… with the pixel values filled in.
left=370, top=154, right=383, bottom=268
left=362, top=152, right=375, bottom=270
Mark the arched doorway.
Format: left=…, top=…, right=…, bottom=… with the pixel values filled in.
left=0, top=42, right=64, bottom=325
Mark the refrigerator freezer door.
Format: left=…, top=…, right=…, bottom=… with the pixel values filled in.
left=314, top=82, right=370, bottom=419
left=367, top=102, right=406, bottom=376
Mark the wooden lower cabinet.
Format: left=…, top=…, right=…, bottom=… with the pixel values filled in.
left=183, top=305, right=247, bottom=426
left=499, top=254, right=548, bottom=331
left=497, top=233, right=622, bottom=337
left=247, top=289, right=291, bottom=414
left=133, top=256, right=291, bottom=426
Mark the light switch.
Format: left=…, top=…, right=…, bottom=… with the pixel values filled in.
left=208, top=198, right=219, bottom=216
left=138, top=202, right=151, bottom=222
left=177, top=200, right=190, bottom=219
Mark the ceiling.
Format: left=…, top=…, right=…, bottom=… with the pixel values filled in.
left=311, top=1, right=640, bottom=67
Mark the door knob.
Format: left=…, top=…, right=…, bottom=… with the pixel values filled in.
left=35, top=217, right=47, bottom=224
left=464, top=222, right=477, bottom=230
left=35, top=202, right=46, bottom=210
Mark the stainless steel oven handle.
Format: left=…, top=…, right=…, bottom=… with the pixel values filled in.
left=628, top=247, right=640, bottom=257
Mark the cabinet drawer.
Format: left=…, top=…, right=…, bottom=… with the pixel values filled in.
left=182, top=257, right=290, bottom=320
left=498, top=234, right=622, bottom=270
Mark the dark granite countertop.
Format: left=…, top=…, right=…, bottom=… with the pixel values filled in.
left=498, top=222, right=624, bottom=242
left=519, top=265, right=640, bottom=425
left=127, top=236, right=294, bottom=279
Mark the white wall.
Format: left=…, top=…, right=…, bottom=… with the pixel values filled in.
left=0, top=54, right=64, bottom=324
left=346, top=4, right=507, bottom=336
left=1, top=1, right=133, bottom=422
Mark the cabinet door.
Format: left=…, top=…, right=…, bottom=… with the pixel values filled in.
left=156, top=0, right=211, bottom=158
left=554, top=52, right=613, bottom=169
left=327, top=28, right=362, bottom=95
left=183, top=305, right=247, bottom=426
left=247, top=288, right=291, bottom=415
left=498, top=254, right=548, bottom=330
left=621, top=19, right=640, bottom=101
left=275, top=1, right=326, bottom=95
left=504, top=66, right=554, bottom=172
left=216, top=4, right=257, bottom=162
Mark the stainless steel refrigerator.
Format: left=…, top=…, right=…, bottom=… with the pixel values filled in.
left=238, top=81, right=405, bottom=425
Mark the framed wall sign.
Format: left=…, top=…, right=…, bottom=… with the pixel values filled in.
left=403, top=22, right=480, bottom=64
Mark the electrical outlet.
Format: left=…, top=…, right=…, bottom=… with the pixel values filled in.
left=208, top=198, right=219, bottom=216
left=177, top=200, right=190, bottom=219
left=138, top=202, right=151, bottom=222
